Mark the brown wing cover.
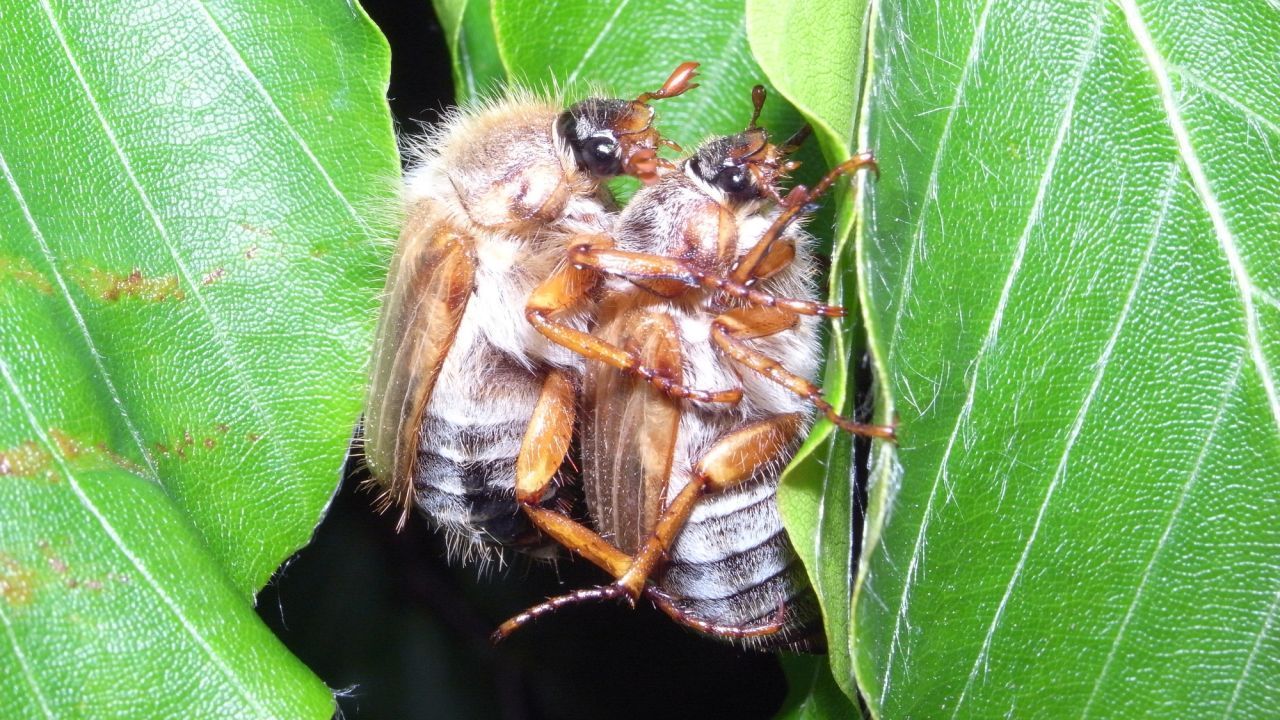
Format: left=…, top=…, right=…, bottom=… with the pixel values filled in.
left=365, top=201, right=476, bottom=524
left=583, top=305, right=681, bottom=554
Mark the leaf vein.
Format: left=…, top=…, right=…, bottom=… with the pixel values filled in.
left=0, top=149, right=161, bottom=483
left=0, top=352, right=273, bottom=718
left=1170, top=65, right=1280, bottom=140
left=880, top=0, right=1003, bottom=693
left=946, top=13, right=1107, bottom=712
left=0, top=602, right=54, bottom=719
left=36, top=0, right=297, bottom=505
left=1080, top=352, right=1245, bottom=718
left=564, top=0, right=635, bottom=87
left=188, top=0, right=370, bottom=232
left=880, top=1, right=1105, bottom=699
left=1117, top=0, right=1280, bottom=439
left=1223, top=587, right=1280, bottom=718
left=884, top=0, right=998, bottom=368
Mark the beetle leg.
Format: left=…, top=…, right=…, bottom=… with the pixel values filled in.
left=514, top=368, right=576, bottom=505
left=569, top=245, right=844, bottom=317
left=749, top=238, right=796, bottom=281
left=526, top=247, right=742, bottom=405
left=730, top=151, right=878, bottom=284
left=514, top=368, right=631, bottom=579
left=711, top=308, right=896, bottom=440
left=614, top=413, right=805, bottom=598
left=495, top=414, right=803, bottom=643
left=493, top=584, right=787, bottom=644
left=646, top=586, right=788, bottom=641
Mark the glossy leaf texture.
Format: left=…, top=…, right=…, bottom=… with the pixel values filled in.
left=855, top=0, right=1280, bottom=718
left=0, top=0, right=396, bottom=716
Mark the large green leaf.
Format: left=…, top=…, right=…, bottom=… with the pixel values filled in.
left=0, top=0, right=396, bottom=716
left=854, top=0, right=1280, bottom=717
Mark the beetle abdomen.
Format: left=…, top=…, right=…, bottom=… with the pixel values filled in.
left=410, top=345, right=561, bottom=564
left=661, top=479, right=823, bottom=650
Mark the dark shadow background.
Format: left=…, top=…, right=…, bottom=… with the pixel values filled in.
left=254, top=3, right=794, bottom=718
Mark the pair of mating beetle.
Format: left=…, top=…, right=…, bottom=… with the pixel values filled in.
left=363, top=62, right=892, bottom=651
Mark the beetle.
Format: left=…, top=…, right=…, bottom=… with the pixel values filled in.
left=363, top=63, right=699, bottom=566
left=499, top=87, right=892, bottom=648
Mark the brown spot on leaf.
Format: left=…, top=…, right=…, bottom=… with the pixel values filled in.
left=153, top=425, right=227, bottom=462
left=0, top=440, right=52, bottom=478
left=238, top=223, right=275, bottom=237
left=38, top=541, right=69, bottom=575
left=245, top=245, right=259, bottom=260
left=79, top=267, right=185, bottom=302
left=0, top=256, right=53, bottom=294
left=49, top=428, right=84, bottom=460
left=3, top=430, right=142, bottom=482
left=0, top=555, right=36, bottom=607
left=201, top=267, right=226, bottom=285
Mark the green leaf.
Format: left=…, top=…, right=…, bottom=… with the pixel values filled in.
left=854, top=0, right=1280, bottom=717
left=0, top=0, right=396, bottom=716
left=433, top=0, right=506, bottom=102
left=778, top=654, right=865, bottom=720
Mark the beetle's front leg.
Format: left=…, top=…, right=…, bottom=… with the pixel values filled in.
left=525, top=239, right=742, bottom=405
left=568, top=245, right=845, bottom=317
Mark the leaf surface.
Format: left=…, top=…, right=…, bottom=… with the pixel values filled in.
left=0, top=0, right=396, bottom=715
left=747, top=0, right=873, bottom=712
left=433, top=0, right=506, bottom=101
left=854, top=0, right=1280, bottom=716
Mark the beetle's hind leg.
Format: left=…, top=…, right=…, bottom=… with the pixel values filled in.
left=497, top=413, right=806, bottom=643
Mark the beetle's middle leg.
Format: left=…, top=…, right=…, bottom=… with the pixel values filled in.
left=567, top=245, right=844, bottom=317
left=711, top=306, right=896, bottom=441
left=513, top=367, right=631, bottom=580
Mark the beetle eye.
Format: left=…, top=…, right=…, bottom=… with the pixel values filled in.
left=564, top=134, right=623, bottom=178
left=582, top=135, right=622, bottom=176
left=588, top=136, right=617, bottom=162
left=715, top=165, right=752, bottom=197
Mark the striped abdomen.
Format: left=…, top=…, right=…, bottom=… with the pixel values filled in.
left=412, top=341, right=561, bottom=565
left=660, top=447, right=823, bottom=652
